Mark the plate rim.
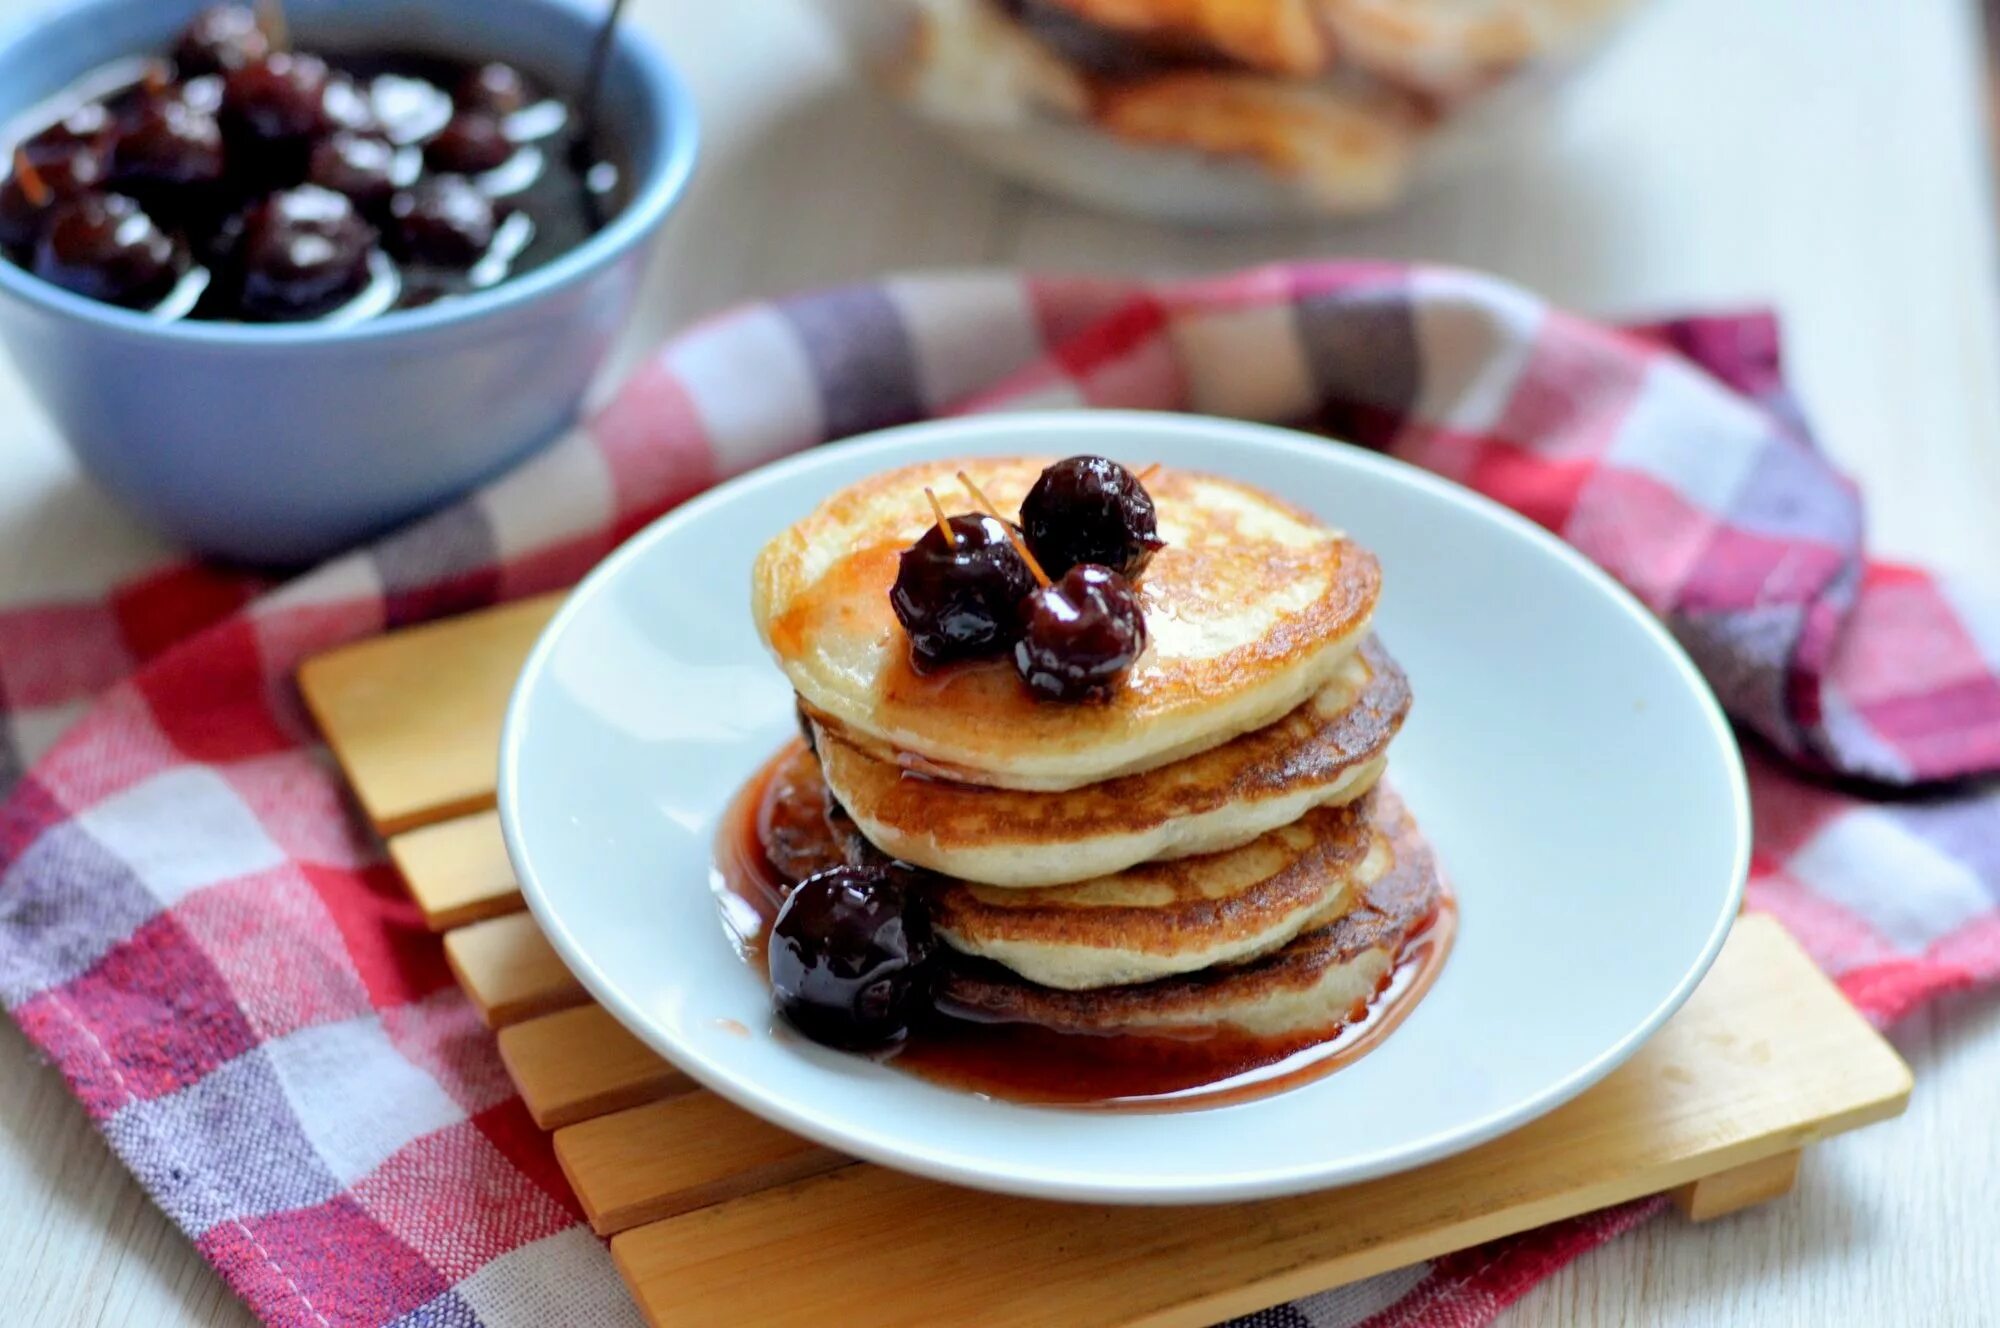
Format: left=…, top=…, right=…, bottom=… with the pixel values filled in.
left=498, top=409, right=1752, bottom=1203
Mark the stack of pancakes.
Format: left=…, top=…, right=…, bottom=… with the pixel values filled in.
left=753, top=457, right=1443, bottom=1044
left=872, top=0, right=1636, bottom=214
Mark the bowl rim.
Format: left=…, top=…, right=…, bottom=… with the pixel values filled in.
left=0, top=0, right=699, bottom=349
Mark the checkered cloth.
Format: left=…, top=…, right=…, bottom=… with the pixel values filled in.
left=1, top=265, right=1996, bottom=1328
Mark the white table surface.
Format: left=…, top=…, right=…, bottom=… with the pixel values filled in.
left=3, top=0, right=1998, bottom=1323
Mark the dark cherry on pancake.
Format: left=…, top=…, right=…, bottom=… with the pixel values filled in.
left=1020, top=455, right=1163, bottom=581
left=889, top=457, right=1160, bottom=703
left=1014, top=563, right=1147, bottom=703
left=889, top=511, right=1037, bottom=670
left=0, top=3, right=629, bottom=322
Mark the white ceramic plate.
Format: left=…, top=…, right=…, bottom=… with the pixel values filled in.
left=499, top=411, right=1749, bottom=1204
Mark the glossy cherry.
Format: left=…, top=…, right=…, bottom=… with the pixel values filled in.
left=229, top=184, right=374, bottom=320
left=1013, top=563, right=1148, bottom=703
left=457, top=62, right=531, bottom=117
left=223, top=53, right=334, bottom=146
left=424, top=111, right=514, bottom=176
left=768, top=866, right=938, bottom=1050
left=3, top=33, right=603, bottom=322
left=3, top=109, right=115, bottom=253
left=1020, top=455, right=1163, bottom=581
left=385, top=175, right=496, bottom=266
left=307, top=132, right=400, bottom=210
left=31, top=193, right=183, bottom=308
left=17, top=106, right=114, bottom=198
left=889, top=512, right=1038, bottom=670
left=112, top=92, right=227, bottom=190
left=173, top=4, right=272, bottom=78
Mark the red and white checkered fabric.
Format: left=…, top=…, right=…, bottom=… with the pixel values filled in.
left=1, top=265, right=1994, bottom=1328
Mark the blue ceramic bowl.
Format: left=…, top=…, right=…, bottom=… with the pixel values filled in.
left=0, top=0, right=697, bottom=565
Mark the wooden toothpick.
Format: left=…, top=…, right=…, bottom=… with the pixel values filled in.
left=255, top=0, right=290, bottom=52
left=957, top=470, right=1050, bottom=589
left=923, top=487, right=956, bottom=548
left=1136, top=462, right=1161, bottom=485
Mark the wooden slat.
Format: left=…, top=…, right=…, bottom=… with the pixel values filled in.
left=1672, top=1149, right=1803, bottom=1222
left=609, top=917, right=1912, bottom=1328
left=388, top=811, right=522, bottom=931
left=442, top=911, right=585, bottom=1028
left=297, top=593, right=560, bottom=834
left=556, top=1094, right=847, bottom=1236
left=499, top=1004, right=692, bottom=1129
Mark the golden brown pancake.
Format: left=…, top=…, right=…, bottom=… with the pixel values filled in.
left=1315, top=0, right=1632, bottom=99
left=1090, top=73, right=1417, bottom=213
left=893, top=0, right=1090, bottom=125
left=938, top=788, right=1440, bottom=1039
left=754, top=457, right=1381, bottom=792
left=930, top=792, right=1386, bottom=989
left=817, top=637, right=1408, bottom=887
left=1037, top=0, right=1333, bottom=76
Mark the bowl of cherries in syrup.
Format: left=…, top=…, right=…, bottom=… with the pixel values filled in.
left=0, top=0, right=696, bottom=564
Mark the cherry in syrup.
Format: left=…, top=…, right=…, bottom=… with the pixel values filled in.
left=889, top=510, right=1038, bottom=670
left=425, top=111, right=515, bottom=176
left=4, top=9, right=624, bottom=321
left=308, top=132, right=401, bottom=211
left=111, top=91, right=227, bottom=192
left=386, top=175, right=496, bottom=267
left=1013, top=563, right=1148, bottom=703
left=768, top=866, right=938, bottom=1050
left=173, top=4, right=273, bottom=78
left=22, top=106, right=115, bottom=194
left=32, top=193, right=184, bottom=308
left=457, top=62, right=531, bottom=117
left=222, top=52, right=336, bottom=148
left=1020, top=455, right=1164, bottom=581
left=228, top=184, right=374, bottom=320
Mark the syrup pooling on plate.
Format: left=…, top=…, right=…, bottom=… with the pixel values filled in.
left=0, top=5, right=630, bottom=321
left=712, top=740, right=1455, bottom=1108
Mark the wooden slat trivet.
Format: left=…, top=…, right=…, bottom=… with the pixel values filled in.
left=298, top=593, right=561, bottom=833
left=499, top=1003, right=690, bottom=1129
left=607, top=917, right=1908, bottom=1327
left=299, top=597, right=1916, bottom=1328
left=442, top=910, right=586, bottom=1027
left=557, top=1094, right=848, bottom=1235
left=388, top=810, right=521, bottom=931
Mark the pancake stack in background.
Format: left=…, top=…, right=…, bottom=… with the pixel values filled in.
left=752, top=455, right=1444, bottom=1048
left=834, top=0, right=1638, bottom=217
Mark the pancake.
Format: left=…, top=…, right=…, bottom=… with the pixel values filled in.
left=754, top=457, right=1380, bottom=792
left=893, top=0, right=1090, bottom=126
left=817, top=636, right=1408, bottom=887
left=1034, top=0, right=1333, bottom=77
left=1089, top=72, right=1417, bottom=214
left=931, top=792, right=1386, bottom=989
left=1315, top=0, right=1632, bottom=99
left=939, top=788, right=1440, bottom=1039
